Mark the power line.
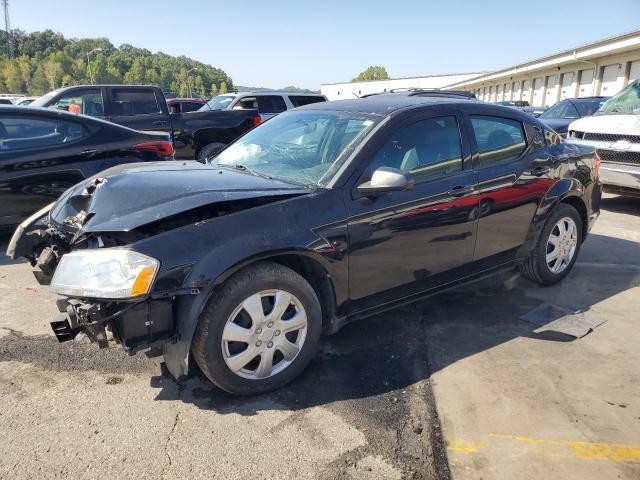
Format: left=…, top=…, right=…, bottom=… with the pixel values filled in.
left=2, top=0, right=14, bottom=59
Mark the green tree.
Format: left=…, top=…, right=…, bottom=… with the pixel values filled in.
left=0, top=28, right=235, bottom=96
left=2, top=61, right=22, bottom=92
left=219, top=81, right=227, bottom=95
left=210, top=83, right=218, bottom=98
left=352, top=66, right=389, bottom=82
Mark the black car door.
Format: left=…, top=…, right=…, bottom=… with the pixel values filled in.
left=0, top=113, right=110, bottom=227
left=107, top=87, right=171, bottom=133
left=463, top=108, right=556, bottom=269
left=346, top=111, right=479, bottom=313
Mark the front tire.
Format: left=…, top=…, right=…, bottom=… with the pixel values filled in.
left=520, top=203, right=582, bottom=286
left=192, top=262, right=322, bottom=395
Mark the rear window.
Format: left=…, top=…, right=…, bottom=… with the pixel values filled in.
left=256, top=96, right=287, bottom=114
left=112, top=89, right=161, bottom=116
left=288, top=95, right=326, bottom=108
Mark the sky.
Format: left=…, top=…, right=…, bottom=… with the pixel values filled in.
left=7, top=0, right=640, bottom=90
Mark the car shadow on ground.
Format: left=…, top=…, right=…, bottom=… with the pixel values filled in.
left=150, top=231, right=640, bottom=416
left=600, top=194, right=640, bottom=215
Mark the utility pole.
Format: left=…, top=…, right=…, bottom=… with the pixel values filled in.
left=86, top=47, right=103, bottom=84
left=186, top=68, right=198, bottom=98
left=2, top=0, right=15, bottom=59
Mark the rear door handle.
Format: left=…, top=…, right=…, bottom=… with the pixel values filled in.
left=530, top=166, right=550, bottom=176
left=153, top=120, right=168, bottom=126
left=447, top=185, right=475, bottom=197
left=80, top=149, right=98, bottom=156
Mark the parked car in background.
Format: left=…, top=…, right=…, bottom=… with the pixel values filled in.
left=0, top=94, right=26, bottom=105
left=8, top=94, right=601, bottom=394
left=0, top=105, right=173, bottom=230
left=567, top=80, right=640, bottom=197
left=539, top=97, right=608, bottom=137
left=31, top=85, right=261, bottom=161
left=495, top=100, right=546, bottom=117
left=16, top=96, right=39, bottom=106
left=496, top=100, right=530, bottom=107
left=167, top=98, right=206, bottom=113
left=199, top=91, right=327, bottom=121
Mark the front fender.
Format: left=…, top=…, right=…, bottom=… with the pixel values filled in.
left=161, top=247, right=340, bottom=380
left=517, top=178, right=585, bottom=258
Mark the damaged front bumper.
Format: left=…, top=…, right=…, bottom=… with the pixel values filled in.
left=51, top=297, right=176, bottom=354
left=6, top=202, right=184, bottom=357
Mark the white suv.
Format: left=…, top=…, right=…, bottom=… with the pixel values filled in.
left=199, top=91, right=326, bottom=121
left=566, top=80, right=640, bottom=197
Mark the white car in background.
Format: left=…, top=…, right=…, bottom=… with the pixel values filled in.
left=199, top=91, right=326, bottom=121
left=567, top=80, right=640, bottom=197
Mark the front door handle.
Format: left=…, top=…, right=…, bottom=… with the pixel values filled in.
left=530, top=166, right=551, bottom=176
left=447, top=185, right=475, bottom=197
left=153, top=120, right=168, bottom=126
left=80, top=149, right=98, bottom=156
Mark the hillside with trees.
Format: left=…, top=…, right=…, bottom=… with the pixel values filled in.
left=0, top=29, right=234, bottom=98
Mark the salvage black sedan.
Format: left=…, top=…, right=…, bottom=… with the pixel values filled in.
left=0, top=106, right=173, bottom=230
left=8, top=94, right=601, bottom=394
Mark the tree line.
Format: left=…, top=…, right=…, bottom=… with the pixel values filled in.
left=0, top=29, right=234, bottom=98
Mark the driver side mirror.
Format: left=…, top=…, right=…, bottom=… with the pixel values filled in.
left=357, top=167, right=415, bottom=195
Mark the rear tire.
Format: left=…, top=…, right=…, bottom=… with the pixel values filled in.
left=192, top=262, right=322, bottom=395
left=520, top=203, right=582, bottom=286
left=196, top=142, right=226, bottom=163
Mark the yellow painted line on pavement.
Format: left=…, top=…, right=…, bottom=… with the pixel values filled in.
left=448, top=440, right=488, bottom=453
left=447, top=434, right=640, bottom=462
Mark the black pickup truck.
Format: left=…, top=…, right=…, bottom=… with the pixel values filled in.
left=30, top=85, right=261, bottom=161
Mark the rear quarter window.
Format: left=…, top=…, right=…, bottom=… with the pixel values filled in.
left=288, top=96, right=326, bottom=108
left=470, top=115, right=527, bottom=167
left=112, top=89, right=161, bottom=116
left=256, top=96, right=287, bottom=114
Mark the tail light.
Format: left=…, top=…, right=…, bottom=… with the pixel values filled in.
left=133, top=141, right=174, bottom=158
left=594, top=150, right=601, bottom=177
left=252, top=115, right=262, bottom=127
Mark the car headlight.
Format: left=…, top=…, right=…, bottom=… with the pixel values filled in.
left=50, top=249, right=160, bottom=299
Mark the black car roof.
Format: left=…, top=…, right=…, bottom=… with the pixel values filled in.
left=298, top=94, right=479, bottom=116
left=298, top=94, right=542, bottom=125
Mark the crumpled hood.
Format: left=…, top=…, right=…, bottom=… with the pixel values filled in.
left=50, top=161, right=309, bottom=233
left=568, top=114, right=640, bottom=135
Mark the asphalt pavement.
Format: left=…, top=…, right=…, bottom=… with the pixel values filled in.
left=0, top=194, right=638, bottom=479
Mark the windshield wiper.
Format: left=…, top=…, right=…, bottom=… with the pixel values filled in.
left=219, top=163, right=273, bottom=179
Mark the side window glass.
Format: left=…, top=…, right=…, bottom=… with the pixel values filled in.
left=234, top=97, right=258, bottom=109
left=288, top=96, right=326, bottom=107
left=112, top=89, right=161, bottom=116
left=368, top=116, right=463, bottom=181
left=257, top=96, right=287, bottom=114
left=51, top=89, right=104, bottom=117
left=470, top=115, right=527, bottom=167
left=0, top=116, right=86, bottom=151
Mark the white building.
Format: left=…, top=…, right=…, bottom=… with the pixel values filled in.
left=320, top=73, right=483, bottom=101
left=321, top=30, right=640, bottom=107
left=445, top=30, right=640, bottom=106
